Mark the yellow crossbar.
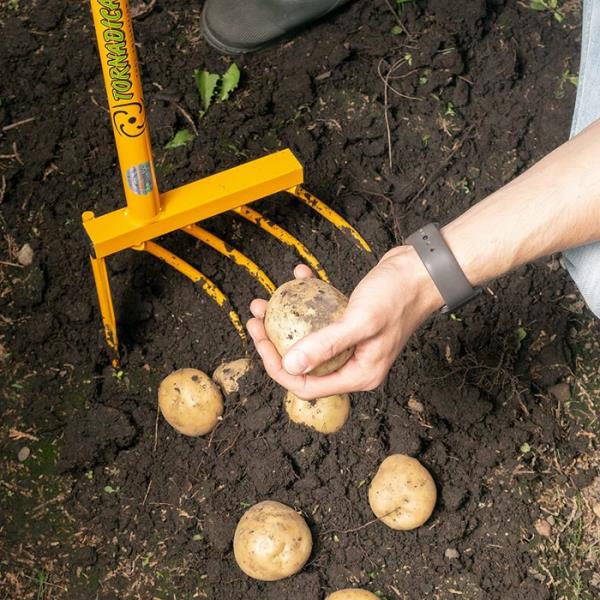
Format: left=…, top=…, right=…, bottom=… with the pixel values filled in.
left=83, top=149, right=303, bottom=259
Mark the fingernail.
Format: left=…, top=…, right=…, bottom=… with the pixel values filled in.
left=283, top=350, right=309, bottom=375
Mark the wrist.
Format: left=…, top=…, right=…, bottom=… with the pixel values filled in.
left=381, top=245, right=445, bottom=317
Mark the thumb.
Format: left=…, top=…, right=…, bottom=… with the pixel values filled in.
left=282, top=319, right=362, bottom=376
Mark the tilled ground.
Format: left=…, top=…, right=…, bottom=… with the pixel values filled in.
left=0, top=1, right=598, bottom=599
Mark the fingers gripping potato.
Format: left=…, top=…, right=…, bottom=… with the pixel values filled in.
left=158, top=368, right=223, bottom=437
left=233, top=500, right=312, bottom=581
left=368, top=454, right=437, bottom=530
left=212, top=358, right=253, bottom=395
left=326, top=590, right=380, bottom=600
left=285, top=391, right=350, bottom=434
left=264, top=278, right=352, bottom=376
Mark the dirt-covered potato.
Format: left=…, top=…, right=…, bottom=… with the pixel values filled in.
left=158, top=368, right=223, bottom=437
left=212, top=358, right=253, bottom=395
left=264, top=278, right=352, bottom=376
left=233, top=500, right=312, bottom=581
left=326, top=590, right=379, bottom=600
left=285, top=391, right=350, bottom=434
left=368, top=454, right=437, bottom=530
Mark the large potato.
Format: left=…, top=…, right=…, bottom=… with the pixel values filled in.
left=212, top=358, right=253, bottom=395
left=368, top=454, right=437, bottom=530
left=264, top=278, right=352, bottom=376
left=158, top=368, right=223, bottom=437
left=233, top=500, right=312, bottom=581
left=326, top=590, right=379, bottom=600
left=285, top=391, right=350, bottom=434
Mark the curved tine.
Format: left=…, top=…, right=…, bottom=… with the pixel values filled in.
left=289, top=185, right=372, bottom=253
left=232, top=205, right=329, bottom=282
left=89, top=255, right=120, bottom=367
left=142, top=241, right=247, bottom=345
left=184, top=224, right=276, bottom=295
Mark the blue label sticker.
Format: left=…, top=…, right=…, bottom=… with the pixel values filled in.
left=126, top=162, right=153, bottom=196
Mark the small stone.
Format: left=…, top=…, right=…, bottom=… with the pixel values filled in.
left=17, top=446, right=30, bottom=462
left=593, top=503, right=600, bottom=519
left=17, top=243, right=34, bottom=266
left=445, top=548, right=460, bottom=560
left=548, top=382, right=570, bottom=404
left=407, top=396, right=424, bottom=414
left=535, top=518, right=552, bottom=538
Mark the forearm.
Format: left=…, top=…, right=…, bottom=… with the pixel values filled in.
left=441, top=118, right=600, bottom=288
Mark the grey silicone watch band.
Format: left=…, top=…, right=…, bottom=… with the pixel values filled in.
left=405, top=223, right=481, bottom=313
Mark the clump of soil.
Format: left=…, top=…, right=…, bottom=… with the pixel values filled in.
left=1, top=1, right=596, bottom=599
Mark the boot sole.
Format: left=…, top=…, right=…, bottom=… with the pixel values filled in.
left=202, top=8, right=270, bottom=55
left=201, top=1, right=351, bottom=55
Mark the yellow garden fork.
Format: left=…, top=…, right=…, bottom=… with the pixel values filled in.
left=83, top=0, right=371, bottom=367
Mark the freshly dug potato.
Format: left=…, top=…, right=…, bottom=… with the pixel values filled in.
left=212, top=358, right=253, bottom=395
left=264, top=278, right=351, bottom=376
left=326, top=590, right=379, bottom=600
left=368, top=454, right=437, bottom=530
left=233, top=500, right=312, bottom=581
left=285, top=391, right=350, bottom=434
left=158, top=368, right=223, bottom=437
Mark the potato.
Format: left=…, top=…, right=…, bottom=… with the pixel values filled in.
left=233, top=500, right=312, bottom=581
left=158, top=368, right=223, bottom=437
left=264, top=278, right=352, bottom=376
left=212, top=358, right=253, bottom=395
left=285, top=391, right=350, bottom=434
left=326, top=590, right=379, bottom=600
left=368, top=454, right=437, bottom=530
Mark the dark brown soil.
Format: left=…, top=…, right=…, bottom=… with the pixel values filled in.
left=1, top=1, right=596, bottom=599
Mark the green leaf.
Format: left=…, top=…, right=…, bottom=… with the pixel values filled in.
left=391, top=25, right=404, bottom=35
left=219, top=63, right=241, bottom=102
left=165, top=129, right=195, bottom=150
left=103, top=485, right=118, bottom=494
left=529, top=0, right=548, bottom=10
left=194, top=69, right=220, bottom=114
left=515, top=326, right=527, bottom=350
left=520, top=442, right=531, bottom=454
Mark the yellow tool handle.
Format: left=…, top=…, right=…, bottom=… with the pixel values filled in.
left=90, top=0, right=160, bottom=223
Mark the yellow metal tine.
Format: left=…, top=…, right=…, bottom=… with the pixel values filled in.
left=89, top=255, right=120, bottom=367
left=232, top=205, right=329, bottom=282
left=141, top=241, right=247, bottom=344
left=289, top=185, right=372, bottom=253
left=184, top=224, right=276, bottom=295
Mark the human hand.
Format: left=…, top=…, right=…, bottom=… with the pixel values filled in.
left=246, top=246, right=443, bottom=399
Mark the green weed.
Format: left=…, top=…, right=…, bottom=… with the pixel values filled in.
left=194, top=63, right=241, bottom=117
left=556, top=69, right=578, bottom=99
left=164, top=129, right=195, bottom=150
left=514, top=326, right=527, bottom=351
left=35, top=570, right=48, bottom=600
left=528, top=0, right=564, bottom=23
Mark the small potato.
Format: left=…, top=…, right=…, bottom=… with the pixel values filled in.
left=368, top=454, right=437, bottom=530
left=233, top=500, right=312, bottom=581
left=285, top=391, right=350, bottom=434
left=326, top=590, right=379, bottom=600
left=212, top=358, right=253, bottom=395
left=264, top=278, right=352, bottom=376
left=158, top=368, right=223, bottom=437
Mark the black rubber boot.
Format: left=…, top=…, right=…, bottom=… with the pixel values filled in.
left=202, top=0, right=354, bottom=55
